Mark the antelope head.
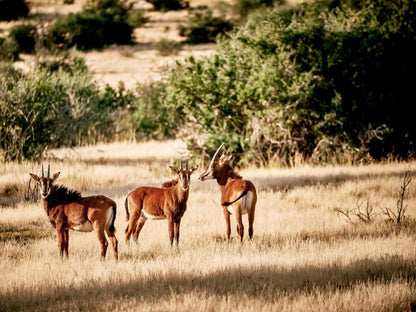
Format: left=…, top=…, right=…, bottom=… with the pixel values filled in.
left=169, top=160, right=198, bottom=191
left=199, top=144, right=233, bottom=181
left=29, top=165, right=60, bottom=199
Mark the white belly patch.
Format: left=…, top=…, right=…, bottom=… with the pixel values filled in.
left=73, top=221, right=93, bottom=232
left=227, top=191, right=253, bottom=215
left=143, top=210, right=165, bottom=220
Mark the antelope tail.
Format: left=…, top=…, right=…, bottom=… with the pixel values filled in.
left=109, top=204, right=117, bottom=233
left=222, top=191, right=248, bottom=206
left=125, top=197, right=130, bottom=221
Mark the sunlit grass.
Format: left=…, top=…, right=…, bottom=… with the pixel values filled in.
left=0, top=141, right=415, bottom=311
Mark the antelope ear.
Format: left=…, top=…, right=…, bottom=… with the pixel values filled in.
left=220, top=154, right=233, bottom=167
left=29, top=173, right=40, bottom=183
left=219, top=153, right=229, bottom=166
left=169, top=166, right=180, bottom=174
left=189, top=165, right=199, bottom=174
left=52, top=172, right=60, bottom=181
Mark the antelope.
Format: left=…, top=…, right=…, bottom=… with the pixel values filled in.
left=125, top=160, right=198, bottom=246
left=199, top=144, right=257, bottom=242
left=29, top=165, right=118, bottom=260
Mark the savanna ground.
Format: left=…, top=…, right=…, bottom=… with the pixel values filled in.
left=0, top=141, right=416, bottom=311
left=1, top=0, right=416, bottom=311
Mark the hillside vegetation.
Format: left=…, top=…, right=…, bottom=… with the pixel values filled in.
left=1, top=0, right=416, bottom=166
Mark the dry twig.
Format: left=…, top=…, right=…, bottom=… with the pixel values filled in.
left=383, top=170, right=411, bottom=224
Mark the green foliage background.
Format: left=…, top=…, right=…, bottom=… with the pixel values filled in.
left=0, top=0, right=415, bottom=166
left=0, top=58, right=127, bottom=161
left=163, top=0, right=416, bottom=165
left=49, top=0, right=134, bottom=51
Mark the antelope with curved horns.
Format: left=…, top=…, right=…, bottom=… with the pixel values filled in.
left=199, top=144, right=257, bottom=242
left=125, top=160, right=198, bottom=246
left=29, top=165, right=118, bottom=260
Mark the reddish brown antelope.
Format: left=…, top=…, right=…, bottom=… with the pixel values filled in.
left=199, top=144, right=257, bottom=242
left=29, top=165, right=118, bottom=260
left=125, top=160, right=198, bottom=246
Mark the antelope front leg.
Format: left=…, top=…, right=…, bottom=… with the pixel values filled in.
left=63, top=229, right=69, bottom=257
left=56, top=226, right=67, bottom=258
left=167, top=217, right=175, bottom=246
left=174, top=219, right=181, bottom=245
left=222, top=207, right=231, bottom=242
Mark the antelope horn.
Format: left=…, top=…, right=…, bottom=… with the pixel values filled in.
left=180, top=160, right=183, bottom=170
left=47, top=164, right=50, bottom=178
left=209, top=143, right=224, bottom=166
left=41, top=164, right=44, bottom=178
left=186, top=159, right=188, bottom=170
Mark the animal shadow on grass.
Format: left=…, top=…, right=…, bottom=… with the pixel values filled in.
left=2, top=256, right=415, bottom=310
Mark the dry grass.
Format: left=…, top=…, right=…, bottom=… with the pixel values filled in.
left=0, top=141, right=415, bottom=311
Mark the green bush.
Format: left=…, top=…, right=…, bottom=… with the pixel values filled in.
left=233, top=0, right=281, bottom=18
left=0, top=0, right=29, bottom=21
left=49, top=0, right=134, bottom=51
left=0, top=56, right=127, bottom=161
left=155, top=39, right=182, bottom=56
left=9, top=23, right=37, bottom=54
left=145, top=0, right=188, bottom=11
left=163, top=0, right=416, bottom=166
left=0, top=38, right=19, bottom=61
left=0, top=51, right=181, bottom=161
left=127, top=81, right=182, bottom=140
left=179, top=9, right=234, bottom=43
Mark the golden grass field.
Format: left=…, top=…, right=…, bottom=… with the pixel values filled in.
left=0, top=141, right=415, bottom=311
left=1, top=0, right=415, bottom=311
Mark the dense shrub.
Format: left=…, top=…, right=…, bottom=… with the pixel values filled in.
left=179, top=9, right=234, bottom=43
left=145, top=0, right=188, bottom=11
left=129, top=82, right=182, bottom=140
left=0, top=38, right=19, bottom=61
left=164, top=0, right=416, bottom=166
left=9, top=23, right=37, bottom=54
left=0, top=56, right=127, bottom=161
left=234, top=0, right=283, bottom=18
left=0, top=51, right=182, bottom=161
left=49, top=0, right=134, bottom=50
left=0, top=0, right=29, bottom=21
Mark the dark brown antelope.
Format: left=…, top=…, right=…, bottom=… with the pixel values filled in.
left=125, top=160, right=198, bottom=246
left=199, top=144, right=257, bottom=242
left=29, top=165, right=118, bottom=260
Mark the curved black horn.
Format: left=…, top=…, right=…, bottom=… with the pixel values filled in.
left=186, top=159, right=189, bottom=170
left=180, top=160, right=183, bottom=170
left=47, top=164, right=50, bottom=178
left=209, top=143, right=224, bottom=166
left=41, top=164, right=44, bottom=178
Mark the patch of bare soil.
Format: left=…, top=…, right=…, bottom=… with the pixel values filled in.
left=12, top=0, right=308, bottom=88
left=22, top=0, right=222, bottom=89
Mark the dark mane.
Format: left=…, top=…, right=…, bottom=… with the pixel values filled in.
left=225, top=164, right=242, bottom=180
left=51, top=185, right=82, bottom=204
left=230, top=170, right=242, bottom=180
left=162, top=179, right=178, bottom=188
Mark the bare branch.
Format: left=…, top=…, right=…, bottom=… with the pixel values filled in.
left=383, top=170, right=411, bottom=224
left=334, top=207, right=355, bottom=224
